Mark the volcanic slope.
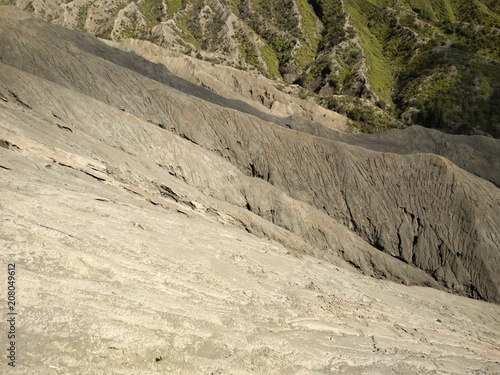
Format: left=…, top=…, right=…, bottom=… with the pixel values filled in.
left=1, top=6, right=500, bottom=303
left=107, top=37, right=500, bottom=188
left=0, top=7, right=500, bottom=373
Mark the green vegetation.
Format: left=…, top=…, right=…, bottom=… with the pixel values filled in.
left=201, top=8, right=226, bottom=50
left=320, top=0, right=500, bottom=135
left=138, top=0, right=164, bottom=27
left=344, top=1, right=395, bottom=103
left=166, top=0, right=182, bottom=16
left=119, top=26, right=136, bottom=39
left=45, top=0, right=500, bottom=136
left=177, top=11, right=199, bottom=46
left=114, top=1, right=131, bottom=14
left=396, top=43, right=500, bottom=135
left=259, top=44, right=280, bottom=78
left=234, top=0, right=324, bottom=76
left=233, top=28, right=257, bottom=68
left=76, top=5, right=89, bottom=30
left=294, top=43, right=315, bottom=69
left=320, top=95, right=401, bottom=133
left=296, top=0, right=321, bottom=51
left=308, top=0, right=345, bottom=48
left=240, top=40, right=260, bottom=67
left=439, top=21, right=500, bottom=60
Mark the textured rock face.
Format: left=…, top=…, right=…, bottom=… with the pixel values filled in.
left=2, top=137, right=499, bottom=374
left=0, top=8, right=500, bottom=373
left=0, top=7, right=499, bottom=304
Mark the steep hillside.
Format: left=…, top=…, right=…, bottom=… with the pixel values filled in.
left=3, top=0, right=500, bottom=136
left=0, top=7, right=500, bottom=372
left=1, top=6, right=499, bottom=303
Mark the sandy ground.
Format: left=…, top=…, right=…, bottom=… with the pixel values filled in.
left=1, top=126, right=499, bottom=374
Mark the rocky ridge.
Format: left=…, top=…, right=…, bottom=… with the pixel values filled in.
left=1, top=6, right=499, bottom=302
left=0, top=7, right=499, bottom=373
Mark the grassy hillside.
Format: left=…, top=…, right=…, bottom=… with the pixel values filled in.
left=7, top=0, right=500, bottom=136
left=312, top=0, right=500, bottom=135
left=231, top=0, right=500, bottom=135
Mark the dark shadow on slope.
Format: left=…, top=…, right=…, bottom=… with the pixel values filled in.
left=41, top=20, right=289, bottom=126
left=2, top=8, right=499, bottom=187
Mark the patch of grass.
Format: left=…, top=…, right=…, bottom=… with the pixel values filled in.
left=114, top=1, right=132, bottom=14
left=234, top=27, right=261, bottom=69
left=259, top=44, right=280, bottom=78
left=139, top=0, right=164, bottom=27
left=242, top=41, right=260, bottom=67
left=120, top=26, right=136, bottom=39
left=405, top=0, right=437, bottom=21
left=294, top=43, right=315, bottom=69
left=395, top=42, right=500, bottom=136
left=442, top=0, right=456, bottom=21
left=320, top=95, right=400, bottom=133
left=228, top=0, right=240, bottom=14
left=298, top=87, right=314, bottom=99
left=296, top=0, right=321, bottom=52
left=176, top=12, right=200, bottom=46
left=76, top=5, right=89, bottom=30
left=166, top=0, right=182, bottom=16
left=344, top=1, right=395, bottom=103
left=201, top=8, right=226, bottom=49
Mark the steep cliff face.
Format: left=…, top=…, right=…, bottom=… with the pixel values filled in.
left=3, top=0, right=500, bottom=136
left=1, top=7, right=499, bottom=303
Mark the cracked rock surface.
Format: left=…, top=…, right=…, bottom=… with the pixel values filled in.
left=0, top=7, right=499, bottom=373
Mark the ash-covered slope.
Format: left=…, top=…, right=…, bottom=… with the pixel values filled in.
left=1, top=6, right=500, bottom=303
left=102, top=37, right=500, bottom=188
left=2, top=102, right=499, bottom=374
left=0, top=7, right=500, bottom=373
